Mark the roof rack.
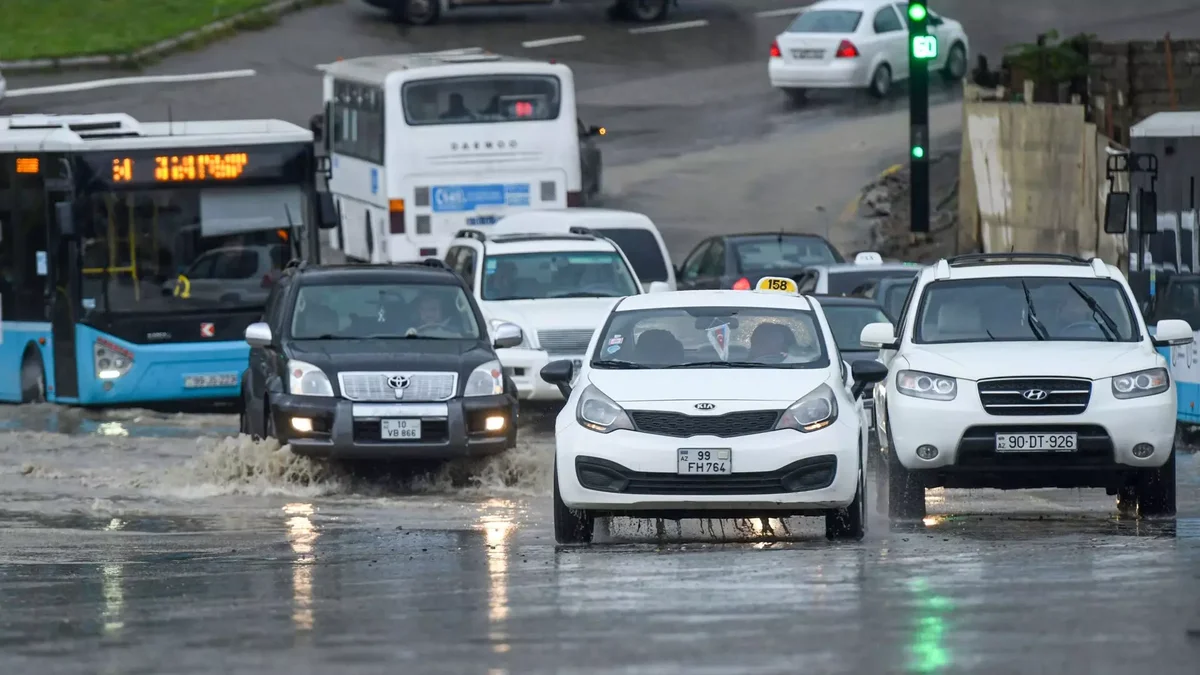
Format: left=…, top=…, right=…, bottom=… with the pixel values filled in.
left=414, top=258, right=449, bottom=270
left=454, top=229, right=487, bottom=241
left=945, top=253, right=1089, bottom=266
left=568, top=226, right=595, bottom=236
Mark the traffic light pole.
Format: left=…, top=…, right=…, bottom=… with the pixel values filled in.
left=908, top=3, right=931, bottom=234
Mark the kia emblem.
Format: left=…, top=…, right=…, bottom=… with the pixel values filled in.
left=694, top=402, right=715, bottom=410
left=200, top=322, right=215, bottom=338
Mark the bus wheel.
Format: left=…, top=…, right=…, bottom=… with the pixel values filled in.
left=20, top=349, right=46, bottom=404
left=396, top=0, right=440, bottom=25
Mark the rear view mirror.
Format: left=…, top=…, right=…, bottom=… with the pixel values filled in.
left=850, top=360, right=888, bottom=398
left=647, top=281, right=670, bottom=293
left=492, top=322, right=523, bottom=349
left=1152, top=319, right=1193, bottom=347
left=1104, top=191, right=1130, bottom=234
left=317, top=192, right=339, bottom=230
left=245, top=322, right=272, bottom=348
left=860, top=322, right=897, bottom=349
left=55, top=201, right=76, bottom=238
left=309, top=112, right=324, bottom=142
left=1138, top=189, right=1158, bottom=234
left=587, top=125, right=605, bottom=137
left=540, top=359, right=575, bottom=398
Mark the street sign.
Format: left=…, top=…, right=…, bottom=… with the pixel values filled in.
left=912, top=35, right=938, bottom=60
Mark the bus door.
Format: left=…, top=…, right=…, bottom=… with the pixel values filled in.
left=46, top=165, right=80, bottom=400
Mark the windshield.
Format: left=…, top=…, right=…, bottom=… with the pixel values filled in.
left=915, top=277, right=1140, bottom=344
left=734, top=236, right=840, bottom=272
left=828, top=269, right=918, bottom=295
left=595, top=228, right=668, bottom=283
left=81, top=186, right=302, bottom=314
left=291, top=283, right=480, bottom=340
left=823, top=304, right=890, bottom=353
left=591, top=306, right=830, bottom=369
left=787, top=10, right=863, bottom=33
left=402, top=74, right=562, bottom=126
left=481, top=251, right=639, bottom=301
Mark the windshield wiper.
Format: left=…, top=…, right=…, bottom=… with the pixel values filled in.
left=1068, top=282, right=1118, bottom=341
left=1020, top=281, right=1049, bottom=341
left=591, top=360, right=647, bottom=369
left=551, top=292, right=618, bottom=298
left=663, top=361, right=783, bottom=369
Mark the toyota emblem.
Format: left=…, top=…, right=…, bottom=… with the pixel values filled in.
left=1021, top=389, right=1048, bottom=401
left=694, top=402, right=715, bottom=410
left=387, top=375, right=411, bottom=390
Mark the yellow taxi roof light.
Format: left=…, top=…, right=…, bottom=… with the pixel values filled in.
left=754, top=276, right=798, bottom=294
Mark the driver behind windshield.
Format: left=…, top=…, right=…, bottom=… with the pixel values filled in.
left=406, top=293, right=460, bottom=338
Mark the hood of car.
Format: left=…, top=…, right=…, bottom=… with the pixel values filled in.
left=585, top=368, right=835, bottom=407
left=287, top=338, right=493, bottom=377
left=900, top=341, right=1163, bottom=381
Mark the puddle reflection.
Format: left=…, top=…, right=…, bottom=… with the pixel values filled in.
left=284, top=503, right=318, bottom=632
left=479, top=499, right=515, bottom=662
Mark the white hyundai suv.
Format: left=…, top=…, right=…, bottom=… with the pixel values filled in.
left=444, top=226, right=663, bottom=401
left=861, top=253, right=1193, bottom=520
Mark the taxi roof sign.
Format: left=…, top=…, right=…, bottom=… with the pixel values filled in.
left=755, top=276, right=798, bottom=293
left=854, top=251, right=883, bottom=265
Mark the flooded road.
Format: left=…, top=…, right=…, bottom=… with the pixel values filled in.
left=2, top=406, right=1199, bottom=673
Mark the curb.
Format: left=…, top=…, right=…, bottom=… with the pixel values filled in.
left=0, top=0, right=326, bottom=73
left=838, top=164, right=903, bottom=225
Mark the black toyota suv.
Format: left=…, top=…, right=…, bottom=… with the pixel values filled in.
left=239, top=259, right=523, bottom=460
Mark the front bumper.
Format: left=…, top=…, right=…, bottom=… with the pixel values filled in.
left=885, top=378, right=1177, bottom=486
left=555, top=418, right=861, bottom=516
left=271, top=393, right=516, bottom=460
left=497, top=347, right=581, bottom=401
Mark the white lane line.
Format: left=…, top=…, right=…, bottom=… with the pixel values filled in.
left=522, top=34, right=585, bottom=48
left=628, top=19, right=709, bottom=34
left=755, top=6, right=810, bottom=18
left=6, top=69, right=257, bottom=98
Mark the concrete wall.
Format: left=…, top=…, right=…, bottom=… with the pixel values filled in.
left=1089, top=39, right=1200, bottom=144
left=957, top=85, right=1127, bottom=267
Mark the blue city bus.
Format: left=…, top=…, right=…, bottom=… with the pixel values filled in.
left=0, top=113, right=329, bottom=406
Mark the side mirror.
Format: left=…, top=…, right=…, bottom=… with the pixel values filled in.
left=1104, top=191, right=1130, bottom=234
left=1152, top=319, right=1193, bottom=347
left=587, top=125, right=605, bottom=137
left=245, top=321, right=273, bottom=348
left=492, top=322, right=523, bottom=349
left=929, top=15, right=943, bottom=26
left=850, top=360, right=889, bottom=399
left=540, top=359, right=575, bottom=398
left=1139, top=188, right=1158, bottom=234
left=860, top=322, right=898, bottom=349
left=309, top=112, right=324, bottom=142
left=647, top=281, right=670, bottom=293
left=317, top=192, right=339, bottom=230
left=320, top=100, right=333, bottom=152
left=55, top=201, right=77, bottom=238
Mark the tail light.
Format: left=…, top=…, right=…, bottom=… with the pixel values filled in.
left=389, top=198, right=405, bottom=234
left=769, top=40, right=782, bottom=58
left=835, top=40, right=859, bottom=58
left=732, top=277, right=751, bottom=290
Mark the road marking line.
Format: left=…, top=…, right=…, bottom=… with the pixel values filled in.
left=522, top=35, right=585, bottom=48
left=838, top=164, right=903, bottom=224
left=629, top=19, right=709, bottom=34
left=6, top=69, right=257, bottom=98
left=755, top=6, right=810, bottom=18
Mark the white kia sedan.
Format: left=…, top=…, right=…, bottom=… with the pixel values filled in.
left=767, top=0, right=969, bottom=102
left=540, top=277, right=888, bottom=544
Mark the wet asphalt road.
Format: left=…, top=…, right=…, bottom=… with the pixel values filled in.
left=7, top=1, right=1200, bottom=671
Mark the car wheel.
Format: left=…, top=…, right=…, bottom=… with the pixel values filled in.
left=941, top=42, right=967, bottom=82
left=618, top=0, right=669, bottom=22
left=886, top=436, right=926, bottom=520
left=783, top=88, right=807, bottom=105
left=1115, top=483, right=1138, bottom=514
left=19, top=349, right=46, bottom=404
left=1135, top=448, right=1177, bottom=518
left=825, top=464, right=866, bottom=540
left=553, top=459, right=594, bottom=544
left=868, top=64, right=892, bottom=99
left=396, top=0, right=440, bottom=25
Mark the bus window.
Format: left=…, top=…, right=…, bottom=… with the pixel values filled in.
left=402, top=75, right=562, bottom=126
left=332, top=80, right=384, bottom=163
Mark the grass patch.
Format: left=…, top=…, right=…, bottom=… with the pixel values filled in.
left=2, top=0, right=278, bottom=61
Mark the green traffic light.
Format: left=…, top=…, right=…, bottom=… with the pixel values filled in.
left=908, top=3, right=926, bottom=21
left=912, top=146, right=925, bottom=158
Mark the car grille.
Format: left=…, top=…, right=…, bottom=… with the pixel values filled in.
left=337, top=372, right=457, bottom=402
left=629, top=410, right=782, bottom=438
left=537, top=329, right=593, bottom=355
left=977, top=377, right=1092, bottom=416
left=576, top=455, right=838, bottom=495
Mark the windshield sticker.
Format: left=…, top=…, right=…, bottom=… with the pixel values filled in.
left=608, top=335, right=623, bottom=345
left=606, top=344, right=621, bottom=354
left=566, top=255, right=614, bottom=264
left=706, top=323, right=730, bottom=361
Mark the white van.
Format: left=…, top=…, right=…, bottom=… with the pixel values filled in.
left=491, top=208, right=676, bottom=292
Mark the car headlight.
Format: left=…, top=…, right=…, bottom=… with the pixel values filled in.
left=489, top=318, right=525, bottom=348
left=465, top=359, right=504, bottom=397
left=775, top=383, right=839, bottom=432
left=896, top=369, right=957, bottom=401
left=576, top=384, right=634, bottom=433
left=287, top=360, right=334, bottom=397
left=1112, top=367, right=1169, bottom=399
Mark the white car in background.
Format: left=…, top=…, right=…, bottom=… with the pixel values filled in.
left=768, top=0, right=969, bottom=102
left=0, top=69, right=7, bottom=103
left=494, top=209, right=677, bottom=292
left=444, top=226, right=662, bottom=401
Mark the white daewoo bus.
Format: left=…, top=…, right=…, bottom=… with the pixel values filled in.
left=315, top=49, right=603, bottom=263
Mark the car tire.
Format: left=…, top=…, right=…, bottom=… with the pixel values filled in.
left=20, top=348, right=46, bottom=404
left=394, top=0, right=440, bottom=25
left=553, top=459, right=594, bottom=544
left=825, top=464, right=866, bottom=540
left=1116, top=484, right=1138, bottom=514
left=868, top=64, right=892, bottom=99
left=941, top=42, right=967, bottom=82
left=1135, top=448, right=1177, bottom=518
left=886, top=437, right=926, bottom=520
left=616, top=0, right=669, bottom=22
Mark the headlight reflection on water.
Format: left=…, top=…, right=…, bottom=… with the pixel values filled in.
left=284, top=503, right=318, bottom=632
left=907, top=578, right=954, bottom=672
left=101, top=518, right=125, bottom=635
left=480, top=499, right=516, bottom=669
